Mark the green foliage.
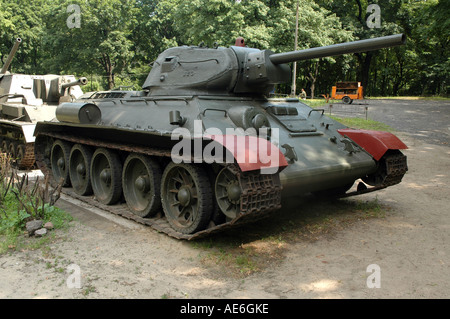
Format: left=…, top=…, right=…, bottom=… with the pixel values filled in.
left=0, top=153, right=72, bottom=253
left=0, top=192, right=30, bottom=232
left=0, top=0, right=50, bottom=74
left=42, top=0, right=137, bottom=89
left=317, top=0, right=448, bottom=96
left=329, top=116, right=393, bottom=132
left=0, top=0, right=447, bottom=96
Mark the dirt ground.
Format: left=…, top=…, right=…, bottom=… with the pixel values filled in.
left=1, top=103, right=449, bottom=299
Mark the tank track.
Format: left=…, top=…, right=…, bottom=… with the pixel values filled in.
left=34, top=132, right=406, bottom=239
left=1, top=137, right=35, bottom=170
left=382, top=152, right=408, bottom=186
left=34, top=132, right=282, bottom=240
left=339, top=151, right=408, bottom=198
left=18, top=142, right=35, bottom=170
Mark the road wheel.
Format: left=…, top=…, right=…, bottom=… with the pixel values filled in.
left=8, top=141, right=16, bottom=160
left=1, top=140, right=8, bottom=153
left=90, top=148, right=122, bottom=205
left=215, top=165, right=242, bottom=220
left=69, top=144, right=93, bottom=195
left=16, top=144, right=25, bottom=162
left=161, top=163, right=212, bottom=234
left=51, top=140, right=72, bottom=186
left=122, top=153, right=162, bottom=217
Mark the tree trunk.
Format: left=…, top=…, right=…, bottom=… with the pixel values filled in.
left=393, top=58, right=404, bottom=96
left=99, top=53, right=115, bottom=90
left=107, top=73, right=115, bottom=90
left=356, top=52, right=373, bottom=96
left=307, top=60, right=320, bottom=99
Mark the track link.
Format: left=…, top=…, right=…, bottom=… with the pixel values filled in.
left=339, top=151, right=408, bottom=198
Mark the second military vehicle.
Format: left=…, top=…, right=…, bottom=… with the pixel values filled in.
left=0, top=38, right=87, bottom=169
left=33, top=34, right=408, bottom=239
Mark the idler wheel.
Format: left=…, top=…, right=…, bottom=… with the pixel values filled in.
left=69, top=144, right=93, bottom=195
left=16, top=144, right=25, bottom=167
left=161, top=163, right=212, bottom=234
left=122, top=154, right=161, bottom=217
left=90, top=148, right=122, bottom=205
left=50, top=140, right=72, bottom=187
left=215, top=165, right=242, bottom=219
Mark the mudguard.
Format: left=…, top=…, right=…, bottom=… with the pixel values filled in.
left=208, top=135, right=288, bottom=173
left=338, top=128, right=408, bottom=161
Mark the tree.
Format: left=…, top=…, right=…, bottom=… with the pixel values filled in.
left=43, top=0, right=136, bottom=89
left=0, top=0, right=50, bottom=74
left=404, top=0, right=449, bottom=95
left=166, top=0, right=351, bottom=97
left=131, top=0, right=181, bottom=86
left=289, top=0, right=352, bottom=98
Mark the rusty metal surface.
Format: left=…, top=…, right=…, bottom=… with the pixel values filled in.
left=18, top=142, right=35, bottom=170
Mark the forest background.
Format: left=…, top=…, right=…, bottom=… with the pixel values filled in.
left=0, top=0, right=448, bottom=98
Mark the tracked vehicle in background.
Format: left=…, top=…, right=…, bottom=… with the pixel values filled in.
left=34, top=34, right=408, bottom=239
left=0, top=38, right=87, bottom=169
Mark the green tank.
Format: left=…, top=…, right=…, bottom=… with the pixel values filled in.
left=33, top=34, right=408, bottom=239
left=0, top=38, right=87, bottom=169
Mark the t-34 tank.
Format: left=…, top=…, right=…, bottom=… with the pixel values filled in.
left=34, top=34, right=408, bottom=239
left=0, top=38, right=87, bottom=169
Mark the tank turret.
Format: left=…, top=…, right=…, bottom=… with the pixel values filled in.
left=143, top=34, right=405, bottom=96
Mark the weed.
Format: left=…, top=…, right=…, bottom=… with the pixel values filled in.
left=0, top=152, right=72, bottom=254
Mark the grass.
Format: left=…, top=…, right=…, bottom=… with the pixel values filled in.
left=301, top=96, right=449, bottom=107
left=300, top=98, right=329, bottom=108
left=329, top=116, right=393, bottom=132
left=301, top=98, right=394, bottom=131
left=191, top=196, right=387, bottom=278
left=0, top=153, right=73, bottom=254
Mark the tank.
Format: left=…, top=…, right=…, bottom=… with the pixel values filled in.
left=0, top=38, right=88, bottom=169
left=33, top=34, right=408, bottom=239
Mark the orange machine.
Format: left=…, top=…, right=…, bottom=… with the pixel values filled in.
left=331, top=81, right=363, bottom=104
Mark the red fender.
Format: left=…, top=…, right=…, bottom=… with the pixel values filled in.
left=207, top=135, right=288, bottom=173
left=338, top=128, right=408, bottom=161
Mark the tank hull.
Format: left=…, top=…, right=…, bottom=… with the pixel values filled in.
left=33, top=95, right=407, bottom=238
left=0, top=73, right=85, bottom=169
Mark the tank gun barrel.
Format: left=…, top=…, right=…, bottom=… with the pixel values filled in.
left=1, top=38, right=22, bottom=74
left=269, top=34, right=406, bottom=65
left=61, top=77, right=88, bottom=90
